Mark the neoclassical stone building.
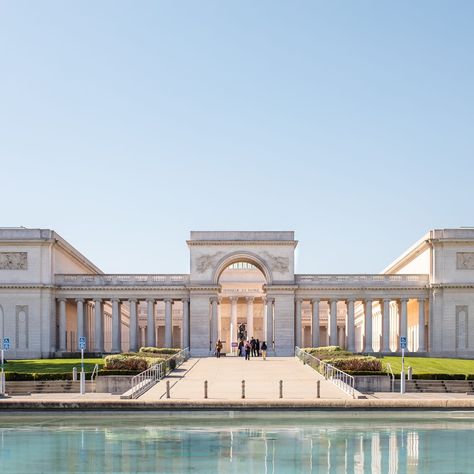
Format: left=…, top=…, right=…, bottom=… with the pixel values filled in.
left=0, top=228, right=473, bottom=358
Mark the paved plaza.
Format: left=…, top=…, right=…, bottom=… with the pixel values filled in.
left=141, top=356, right=350, bottom=401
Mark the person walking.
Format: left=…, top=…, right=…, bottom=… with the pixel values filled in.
left=215, top=339, right=223, bottom=358
left=245, top=340, right=251, bottom=360
left=256, top=339, right=260, bottom=357
left=261, top=341, right=267, bottom=360
left=250, top=337, right=256, bottom=357
left=238, top=339, right=244, bottom=357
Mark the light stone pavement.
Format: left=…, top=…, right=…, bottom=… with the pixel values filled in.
left=140, top=356, right=351, bottom=401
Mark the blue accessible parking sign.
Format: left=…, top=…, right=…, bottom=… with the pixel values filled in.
left=79, top=336, right=86, bottom=350
left=400, top=336, right=407, bottom=349
left=3, top=338, right=10, bottom=350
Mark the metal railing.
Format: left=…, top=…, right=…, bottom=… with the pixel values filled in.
left=129, top=347, right=190, bottom=399
left=295, top=347, right=355, bottom=398
left=385, top=362, right=395, bottom=392
left=91, top=364, right=99, bottom=381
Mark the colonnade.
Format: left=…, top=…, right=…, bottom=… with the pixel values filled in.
left=209, top=296, right=274, bottom=351
left=57, top=297, right=190, bottom=352
left=295, top=297, right=427, bottom=353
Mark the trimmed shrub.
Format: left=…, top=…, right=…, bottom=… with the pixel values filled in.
left=347, top=371, right=388, bottom=376
left=104, top=354, right=164, bottom=371
left=412, top=373, right=467, bottom=380
left=98, top=369, right=140, bottom=376
left=303, top=346, right=353, bottom=360
left=328, top=356, right=382, bottom=372
left=139, top=347, right=180, bottom=356
left=4, top=372, right=83, bottom=381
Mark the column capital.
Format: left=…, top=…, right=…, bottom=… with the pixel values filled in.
left=229, top=296, right=238, bottom=303
left=345, top=297, right=356, bottom=304
left=146, top=298, right=155, bottom=303
left=75, top=298, right=85, bottom=303
left=327, top=298, right=337, bottom=304
left=295, top=297, right=304, bottom=303
left=265, top=297, right=274, bottom=304
left=164, top=298, right=174, bottom=304
left=399, top=297, right=409, bottom=303
left=93, top=297, right=103, bottom=304
left=181, top=297, right=190, bottom=303
left=110, top=297, right=121, bottom=303
left=128, top=298, right=138, bottom=303
left=381, top=298, right=391, bottom=304
left=311, top=298, right=320, bottom=304
left=210, top=296, right=218, bottom=304
left=57, top=297, right=67, bottom=303
left=245, top=296, right=254, bottom=303
left=417, top=297, right=427, bottom=302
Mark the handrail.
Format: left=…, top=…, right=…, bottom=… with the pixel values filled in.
left=385, top=362, right=395, bottom=392
left=295, top=347, right=355, bottom=398
left=129, top=347, right=190, bottom=399
left=91, top=364, right=99, bottom=381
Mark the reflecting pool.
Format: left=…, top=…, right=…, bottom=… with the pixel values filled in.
left=1, top=411, right=473, bottom=473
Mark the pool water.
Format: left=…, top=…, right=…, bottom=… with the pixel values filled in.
left=0, top=411, right=473, bottom=473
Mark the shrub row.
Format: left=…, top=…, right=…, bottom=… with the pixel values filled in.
left=302, top=346, right=353, bottom=359
left=327, top=356, right=383, bottom=372
left=4, top=372, right=83, bottom=381
left=139, top=347, right=180, bottom=356
left=104, top=354, right=165, bottom=371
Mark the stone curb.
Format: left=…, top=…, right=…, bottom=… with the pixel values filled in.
left=1, top=398, right=474, bottom=410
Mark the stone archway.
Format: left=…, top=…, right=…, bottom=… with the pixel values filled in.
left=215, top=254, right=268, bottom=354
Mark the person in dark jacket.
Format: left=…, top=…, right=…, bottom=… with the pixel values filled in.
left=261, top=341, right=268, bottom=360
left=256, top=339, right=260, bottom=357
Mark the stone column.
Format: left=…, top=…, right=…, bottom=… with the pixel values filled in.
left=265, top=297, right=274, bottom=350
left=246, top=297, right=254, bottom=338
left=210, top=297, right=218, bottom=349
left=146, top=298, right=156, bottom=347
left=382, top=298, right=391, bottom=352
left=58, top=298, right=67, bottom=352
left=364, top=299, right=373, bottom=352
left=128, top=299, right=138, bottom=352
left=76, top=298, right=85, bottom=350
left=418, top=298, right=426, bottom=352
left=230, top=297, right=238, bottom=350
left=399, top=298, right=408, bottom=350
left=182, top=298, right=190, bottom=349
left=111, top=298, right=122, bottom=353
left=93, top=298, right=104, bottom=353
left=346, top=298, right=355, bottom=352
left=295, top=298, right=303, bottom=348
left=311, top=298, right=320, bottom=347
left=165, top=298, right=173, bottom=348
left=329, top=299, right=338, bottom=346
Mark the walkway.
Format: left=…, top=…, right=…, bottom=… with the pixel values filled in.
left=140, top=356, right=351, bottom=400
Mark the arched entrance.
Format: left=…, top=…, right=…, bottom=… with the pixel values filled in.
left=217, top=260, right=267, bottom=354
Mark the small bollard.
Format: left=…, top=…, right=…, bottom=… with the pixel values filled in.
left=72, top=367, right=77, bottom=381
left=279, top=380, right=283, bottom=399
left=408, top=366, right=413, bottom=381
left=241, top=380, right=246, bottom=399
left=166, top=380, right=170, bottom=399
left=316, top=380, right=321, bottom=399
left=204, top=380, right=208, bottom=399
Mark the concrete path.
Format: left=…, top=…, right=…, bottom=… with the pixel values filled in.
left=140, top=356, right=351, bottom=400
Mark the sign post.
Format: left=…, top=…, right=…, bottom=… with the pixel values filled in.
left=79, top=336, right=86, bottom=395
left=1, top=337, right=10, bottom=397
left=400, top=336, right=407, bottom=394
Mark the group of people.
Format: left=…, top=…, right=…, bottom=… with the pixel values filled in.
left=214, top=337, right=268, bottom=360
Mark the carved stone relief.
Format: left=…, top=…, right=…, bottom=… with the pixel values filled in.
left=195, top=252, right=225, bottom=273
left=456, top=305, right=468, bottom=350
left=262, top=251, right=289, bottom=273
left=457, top=252, right=474, bottom=270
left=0, top=252, right=27, bottom=270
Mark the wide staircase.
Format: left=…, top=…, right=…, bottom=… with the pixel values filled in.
left=405, top=380, right=474, bottom=394
left=5, top=380, right=96, bottom=396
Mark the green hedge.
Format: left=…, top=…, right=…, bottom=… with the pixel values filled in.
left=139, top=347, right=180, bottom=356
left=302, top=346, right=353, bottom=358
left=328, top=356, right=382, bottom=372
left=4, top=372, right=89, bottom=381
left=104, top=354, right=164, bottom=371
left=98, top=369, right=140, bottom=376
left=411, top=373, right=469, bottom=380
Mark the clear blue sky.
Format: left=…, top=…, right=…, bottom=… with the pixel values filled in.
left=1, top=1, right=473, bottom=274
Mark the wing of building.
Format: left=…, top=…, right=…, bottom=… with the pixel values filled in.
left=0, top=227, right=473, bottom=358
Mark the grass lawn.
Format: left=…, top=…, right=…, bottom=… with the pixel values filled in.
left=383, top=356, right=474, bottom=375
left=2, top=358, right=104, bottom=374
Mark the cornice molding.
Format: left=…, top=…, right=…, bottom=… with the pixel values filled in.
left=187, top=240, right=298, bottom=247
